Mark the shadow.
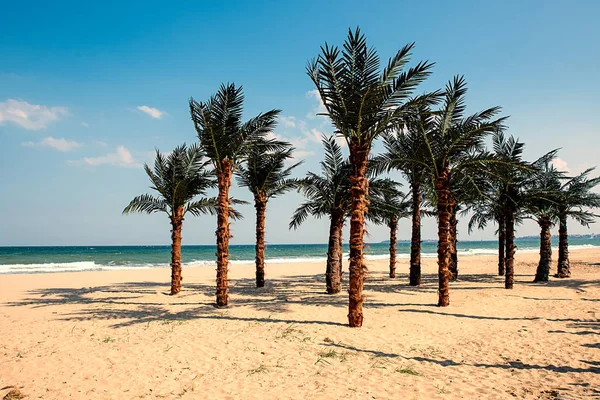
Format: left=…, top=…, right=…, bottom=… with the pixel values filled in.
left=582, top=343, right=600, bottom=349
left=4, top=266, right=600, bottom=332
left=325, top=342, right=399, bottom=358
left=397, top=308, right=542, bottom=321
left=58, top=304, right=348, bottom=329
left=400, top=355, right=600, bottom=374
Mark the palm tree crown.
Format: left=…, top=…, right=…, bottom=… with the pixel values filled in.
left=290, top=135, right=351, bottom=229
left=236, top=146, right=302, bottom=202
left=123, top=144, right=215, bottom=218
left=307, top=28, right=435, bottom=146
left=557, top=168, right=600, bottom=226
left=189, top=83, right=284, bottom=171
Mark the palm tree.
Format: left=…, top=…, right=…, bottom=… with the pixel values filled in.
left=290, top=135, right=351, bottom=294
left=467, top=133, right=527, bottom=276
left=554, top=168, right=600, bottom=278
left=123, top=144, right=215, bottom=295
left=366, top=179, right=410, bottom=278
left=374, top=129, right=428, bottom=286
left=486, top=133, right=556, bottom=288
left=236, top=145, right=301, bottom=287
left=467, top=188, right=508, bottom=276
left=405, top=76, right=506, bottom=306
left=308, top=28, right=434, bottom=326
left=190, top=83, right=285, bottom=306
left=523, top=161, right=564, bottom=283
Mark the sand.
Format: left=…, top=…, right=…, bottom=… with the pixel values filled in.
left=0, top=249, right=599, bottom=400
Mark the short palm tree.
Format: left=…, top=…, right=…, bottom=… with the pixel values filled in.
left=236, top=145, right=301, bottom=288
left=406, top=76, right=507, bottom=306
left=467, top=133, right=526, bottom=276
left=523, top=161, right=564, bottom=282
left=374, top=129, right=428, bottom=286
left=486, top=133, right=556, bottom=288
left=190, top=83, right=285, bottom=306
left=290, top=135, right=351, bottom=294
left=554, top=168, right=600, bottom=278
left=123, top=144, right=215, bottom=295
left=308, top=27, right=434, bottom=326
left=366, top=179, right=410, bottom=278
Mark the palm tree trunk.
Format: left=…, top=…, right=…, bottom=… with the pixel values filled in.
left=170, top=205, right=184, bottom=295
left=215, top=159, right=233, bottom=306
left=254, top=195, right=267, bottom=288
left=556, top=214, right=571, bottom=278
left=326, top=210, right=343, bottom=294
left=348, top=144, right=370, bottom=327
left=504, top=185, right=517, bottom=289
left=498, top=213, right=505, bottom=276
left=338, top=220, right=344, bottom=280
left=534, top=216, right=552, bottom=282
left=435, top=168, right=452, bottom=307
left=448, top=202, right=458, bottom=281
left=409, top=181, right=422, bottom=286
left=388, top=218, right=398, bottom=278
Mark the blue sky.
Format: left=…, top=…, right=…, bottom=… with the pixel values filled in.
left=1, top=0, right=599, bottom=246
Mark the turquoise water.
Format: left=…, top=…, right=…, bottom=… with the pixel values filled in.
left=1, top=236, right=598, bottom=274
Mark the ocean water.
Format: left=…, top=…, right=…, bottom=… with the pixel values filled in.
left=1, top=236, right=598, bottom=274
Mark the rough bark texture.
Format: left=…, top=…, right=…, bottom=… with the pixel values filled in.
left=533, top=216, right=553, bottom=282
left=504, top=185, right=517, bottom=289
left=215, top=159, right=233, bottom=306
left=169, top=205, right=184, bottom=295
left=435, top=169, right=452, bottom=307
left=325, top=210, right=344, bottom=294
left=388, top=218, right=398, bottom=278
left=338, top=221, right=344, bottom=280
left=556, top=215, right=571, bottom=278
left=254, top=194, right=267, bottom=288
left=448, top=202, right=458, bottom=281
left=409, top=181, right=422, bottom=286
left=498, top=213, right=505, bottom=276
left=348, top=144, right=370, bottom=327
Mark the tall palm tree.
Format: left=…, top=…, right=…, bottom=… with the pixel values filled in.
left=236, top=145, right=301, bottom=288
left=405, top=76, right=506, bottom=306
left=123, top=144, right=215, bottom=295
left=554, top=168, right=600, bottom=277
left=190, top=83, right=285, bottom=306
left=523, top=161, right=564, bottom=282
left=308, top=27, right=434, bottom=327
left=374, top=129, right=428, bottom=286
left=366, top=179, right=410, bottom=278
left=290, top=135, right=351, bottom=294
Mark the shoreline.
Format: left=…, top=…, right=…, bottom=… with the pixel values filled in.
left=1, top=245, right=599, bottom=276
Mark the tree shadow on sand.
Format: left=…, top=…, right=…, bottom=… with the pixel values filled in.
left=400, top=355, right=600, bottom=374
left=3, top=269, right=599, bottom=332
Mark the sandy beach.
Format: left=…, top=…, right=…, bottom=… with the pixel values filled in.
left=1, top=249, right=599, bottom=399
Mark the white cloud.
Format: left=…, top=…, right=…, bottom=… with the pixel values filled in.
left=551, top=157, right=570, bottom=173
left=305, top=90, right=328, bottom=119
left=137, top=105, right=164, bottom=119
left=70, top=146, right=141, bottom=168
left=291, top=150, right=315, bottom=160
left=81, top=122, right=89, bottom=127
left=92, top=140, right=108, bottom=147
left=280, top=115, right=297, bottom=128
left=0, top=99, right=68, bottom=130
left=22, top=136, right=82, bottom=152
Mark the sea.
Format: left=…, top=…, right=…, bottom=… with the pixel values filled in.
left=1, top=236, right=598, bottom=274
